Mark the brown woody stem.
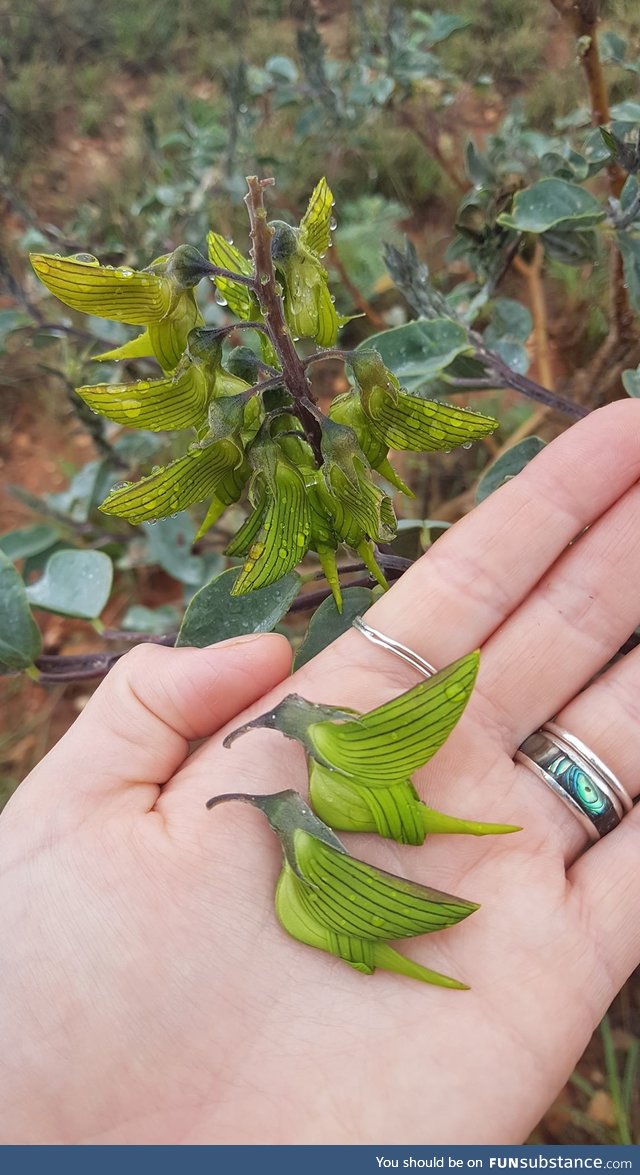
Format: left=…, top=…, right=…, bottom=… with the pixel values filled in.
left=244, top=176, right=323, bottom=463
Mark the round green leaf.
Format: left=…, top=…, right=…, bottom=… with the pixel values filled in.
left=622, top=367, right=640, bottom=397
left=0, top=524, right=60, bottom=562
left=0, top=551, right=42, bottom=672
left=497, top=178, right=604, bottom=234
left=26, top=550, right=113, bottom=619
left=176, top=567, right=301, bottom=647
left=476, top=437, right=546, bottom=504
left=356, top=319, right=471, bottom=392
left=294, top=588, right=375, bottom=670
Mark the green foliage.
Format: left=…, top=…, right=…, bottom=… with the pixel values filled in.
left=24, top=549, right=113, bottom=619
left=294, top=587, right=375, bottom=670
left=176, top=567, right=301, bottom=648
left=476, top=437, right=546, bottom=503
left=0, top=552, right=42, bottom=673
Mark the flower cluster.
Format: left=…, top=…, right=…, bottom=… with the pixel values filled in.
left=31, top=178, right=498, bottom=604
left=211, top=651, right=518, bottom=987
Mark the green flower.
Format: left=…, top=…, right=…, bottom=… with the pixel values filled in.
left=313, top=416, right=396, bottom=598
left=206, top=789, right=477, bottom=988
left=100, top=435, right=246, bottom=526
left=226, top=436, right=311, bottom=595
left=269, top=178, right=350, bottom=347
left=348, top=350, right=498, bottom=452
left=30, top=245, right=212, bottom=372
left=225, top=652, right=519, bottom=845
left=75, top=328, right=251, bottom=434
left=329, top=388, right=414, bottom=497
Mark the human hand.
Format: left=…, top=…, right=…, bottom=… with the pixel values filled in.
left=2, top=401, right=640, bottom=1144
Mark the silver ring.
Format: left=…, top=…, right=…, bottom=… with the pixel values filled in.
left=351, top=616, right=437, bottom=678
left=516, top=722, right=632, bottom=840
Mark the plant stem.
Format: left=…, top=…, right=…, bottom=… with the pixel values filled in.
left=244, top=176, right=323, bottom=463
left=514, top=241, right=555, bottom=392
left=550, top=0, right=636, bottom=386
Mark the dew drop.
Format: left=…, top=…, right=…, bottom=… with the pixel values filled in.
left=461, top=441, right=473, bottom=450
left=73, top=252, right=100, bottom=266
left=329, top=217, right=337, bottom=230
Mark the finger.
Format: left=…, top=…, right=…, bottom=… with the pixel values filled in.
left=356, top=400, right=640, bottom=692
left=532, top=641, right=640, bottom=868
left=476, top=479, right=640, bottom=747
left=19, top=635, right=292, bottom=812
left=569, top=804, right=640, bottom=994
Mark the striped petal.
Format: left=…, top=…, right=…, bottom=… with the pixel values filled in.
left=365, top=387, right=497, bottom=453
left=293, top=828, right=478, bottom=940
left=309, top=651, right=479, bottom=785
left=207, top=233, right=260, bottom=321
left=100, top=440, right=241, bottom=524
left=148, top=291, right=203, bottom=372
left=300, top=177, right=334, bottom=258
left=30, top=254, right=171, bottom=324
left=309, top=762, right=425, bottom=843
left=92, top=329, right=153, bottom=362
left=231, top=465, right=311, bottom=594
left=76, top=366, right=208, bottom=431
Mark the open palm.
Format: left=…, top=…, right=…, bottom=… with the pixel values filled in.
left=2, top=401, right=639, bottom=1144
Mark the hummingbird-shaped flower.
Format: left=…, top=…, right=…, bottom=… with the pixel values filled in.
left=30, top=245, right=214, bottom=372
left=225, top=433, right=311, bottom=595
left=75, top=328, right=251, bottom=434
left=347, top=350, right=498, bottom=453
left=206, top=788, right=478, bottom=988
left=224, top=651, right=518, bottom=845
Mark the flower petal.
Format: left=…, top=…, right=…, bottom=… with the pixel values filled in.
left=30, top=254, right=171, bottom=324
left=310, top=651, right=479, bottom=785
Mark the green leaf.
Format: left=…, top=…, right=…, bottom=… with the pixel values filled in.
left=357, top=320, right=472, bottom=391
left=422, top=11, right=471, bottom=44
left=0, top=552, right=42, bottom=672
left=121, top=604, right=181, bottom=634
left=0, top=309, right=31, bottom=352
left=294, top=588, right=374, bottom=670
left=0, top=524, right=60, bottom=562
left=600, top=31, right=627, bottom=65
left=484, top=298, right=532, bottom=375
left=486, top=298, right=532, bottom=343
left=476, top=437, right=546, bottom=504
left=266, top=55, right=299, bottom=83
left=616, top=233, right=640, bottom=311
left=497, top=178, right=605, bottom=234
left=141, top=514, right=204, bottom=586
left=176, top=567, right=301, bottom=647
left=622, top=367, right=640, bottom=397
left=47, top=458, right=118, bottom=523
left=26, top=550, right=113, bottom=619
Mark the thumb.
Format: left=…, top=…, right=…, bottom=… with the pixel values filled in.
left=22, top=634, right=292, bottom=811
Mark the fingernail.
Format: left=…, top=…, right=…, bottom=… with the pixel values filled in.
left=207, top=633, right=271, bottom=649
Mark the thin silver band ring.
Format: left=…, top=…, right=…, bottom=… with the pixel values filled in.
left=351, top=616, right=437, bottom=678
